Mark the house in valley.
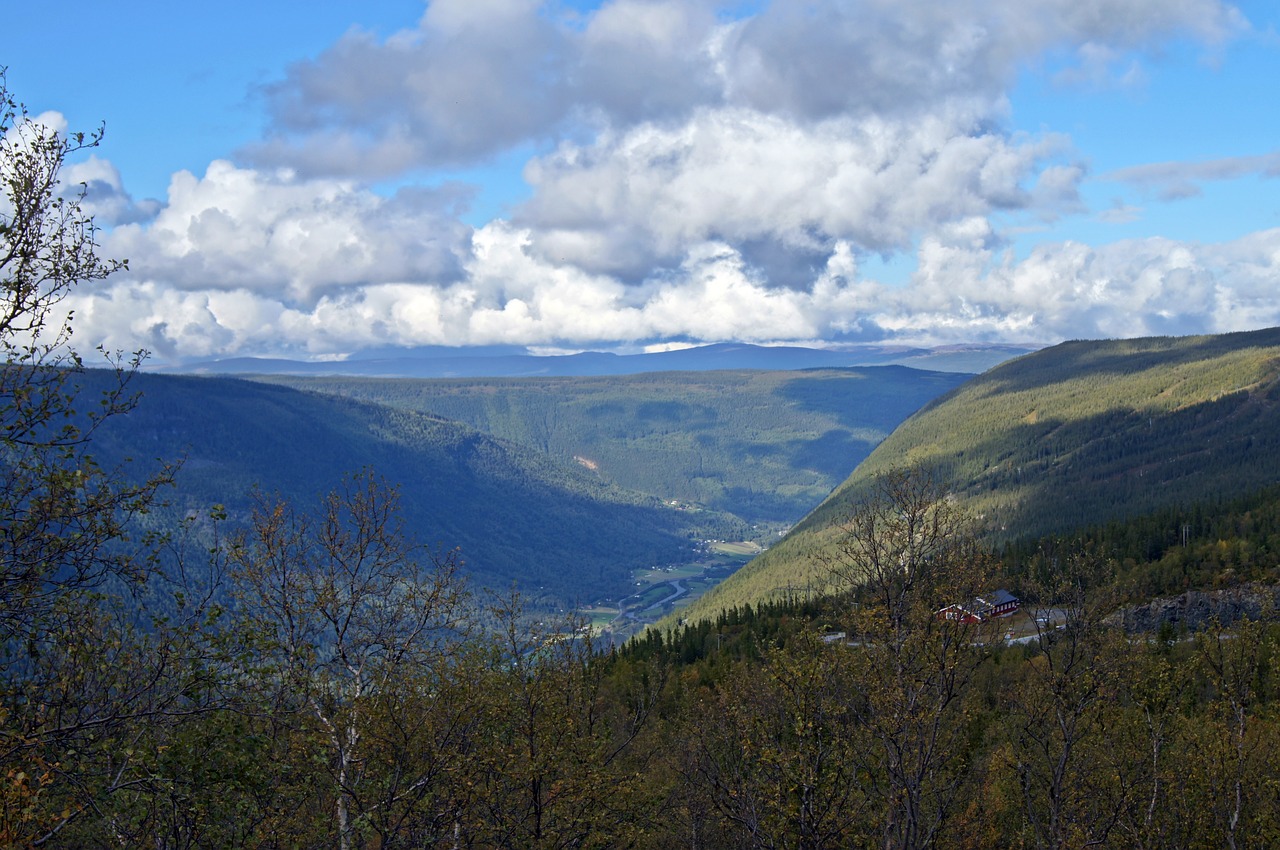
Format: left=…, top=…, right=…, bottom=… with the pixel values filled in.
left=936, top=589, right=1020, bottom=623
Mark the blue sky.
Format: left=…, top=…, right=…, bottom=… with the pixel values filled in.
left=4, top=0, right=1279, bottom=362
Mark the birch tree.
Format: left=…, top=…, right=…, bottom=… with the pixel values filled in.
left=0, top=68, right=185, bottom=844
left=230, top=471, right=470, bottom=850
left=824, top=466, right=995, bottom=850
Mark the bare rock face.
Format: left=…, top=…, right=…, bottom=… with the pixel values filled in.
left=1107, top=583, right=1280, bottom=633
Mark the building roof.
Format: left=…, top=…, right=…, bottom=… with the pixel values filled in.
left=936, top=589, right=1020, bottom=620
left=978, top=589, right=1019, bottom=607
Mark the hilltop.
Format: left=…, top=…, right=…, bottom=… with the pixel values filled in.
left=681, top=326, right=1280, bottom=622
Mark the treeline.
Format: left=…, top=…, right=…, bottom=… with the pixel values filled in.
left=644, top=480, right=1280, bottom=663
left=10, top=468, right=1280, bottom=847
left=1, top=473, right=659, bottom=847
left=622, top=612, right=1280, bottom=848
left=1001, top=482, right=1280, bottom=602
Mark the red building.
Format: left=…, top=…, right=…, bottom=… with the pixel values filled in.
left=936, top=589, right=1020, bottom=623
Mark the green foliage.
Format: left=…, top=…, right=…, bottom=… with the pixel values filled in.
left=614, top=505, right=1280, bottom=849
left=68, top=369, right=731, bottom=605
left=999, top=483, right=1280, bottom=603
left=251, top=366, right=967, bottom=526
left=0, top=71, right=199, bottom=845
left=17, top=450, right=1280, bottom=847
left=687, top=327, right=1280, bottom=624
left=0, top=69, right=172, bottom=643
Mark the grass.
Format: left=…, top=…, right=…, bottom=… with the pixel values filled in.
left=710, top=541, right=763, bottom=557
left=583, top=542, right=763, bottom=637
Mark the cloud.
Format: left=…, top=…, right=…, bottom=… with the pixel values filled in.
left=104, top=161, right=474, bottom=306
left=574, top=0, right=725, bottom=124
left=723, top=0, right=1242, bottom=119
left=1105, top=150, right=1280, bottom=201
left=67, top=209, right=1280, bottom=362
left=244, top=0, right=574, bottom=176
left=516, top=108, right=1077, bottom=281
left=245, top=0, right=1244, bottom=178
left=63, top=156, right=163, bottom=226
left=900, top=228, right=1280, bottom=341
left=2, top=113, right=158, bottom=227
left=1096, top=198, right=1144, bottom=224
left=52, top=0, right=1273, bottom=364
left=216, top=0, right=1246, bottom=325
left=1050, top=42, right=1149, bottom=90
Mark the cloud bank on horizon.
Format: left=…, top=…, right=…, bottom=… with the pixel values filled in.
left=21, top=0, right=1280, bottom=361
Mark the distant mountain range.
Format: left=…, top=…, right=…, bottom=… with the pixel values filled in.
left=164, top=341, right=1037, bottom=379
left=682, top=326, right=1280, bottom=622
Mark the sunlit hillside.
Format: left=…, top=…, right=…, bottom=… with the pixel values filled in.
left=681, top=327, right=1280, bottom=623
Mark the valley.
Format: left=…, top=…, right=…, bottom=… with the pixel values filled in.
left=9, top=14, right=1280, bottom=841
left=52, top=362, right=968, bottom=614
left=249, top=366, right=970, bottom=527
left=588, top=539, right=766, bottom=642
left=14, top=325, right=1280, bottom=847
left=58, top=328, right=1280, bottom=634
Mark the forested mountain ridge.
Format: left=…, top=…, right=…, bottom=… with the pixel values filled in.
left=247, top=366, right=970, bottom=526
left=74, top=370, right=719, bottom=605
left=682, top=326, right=1280, bottom=622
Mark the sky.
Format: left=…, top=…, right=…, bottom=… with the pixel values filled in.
left=3, top=0, right=1280, bottom=364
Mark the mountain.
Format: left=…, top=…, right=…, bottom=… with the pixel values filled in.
left=246, top=367, right=971, bottom=527
left=74, top=370, right=723, bottom=607
left=680, top=327, right=1280, bottom=622
left=166, top=341, right=1035, bottom=379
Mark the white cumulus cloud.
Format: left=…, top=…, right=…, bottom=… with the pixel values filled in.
left=104, top=161, right=473, bottom=306
left=43, top=0, right=1278, bottom=362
